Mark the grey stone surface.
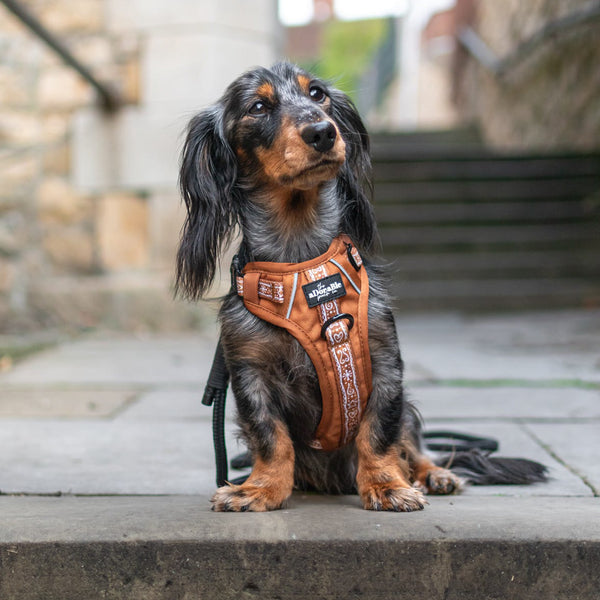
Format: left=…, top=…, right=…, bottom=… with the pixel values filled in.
left=527, top=423, right=600, bottom=495
left=1, top=310, right=599, bottom=599
left=1, top=495, right=599, bottom=544
left=0, top=418, right=243, bottom=495
left=1, top=311, right=598, bottom=497
left=0, top=496, right=599, bottom=600
left=2, top=332, right=218, bottom=385
left=398, top=309, right=600, bottom=383
left=413, top=385, right=600, bottom=420
left=0, top=386, right=137, bottom=418
left=422, top=420, right=592, bottom=497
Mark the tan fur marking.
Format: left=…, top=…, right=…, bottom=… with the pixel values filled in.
left=355, top=417, right=426, bottom=511
left=297, top=74, right=311, bottom=93
left=211, top=421, right=294, bottom=512
left=256, top=82, right=276, bottom=103
left=258, top=186, right=321, bottom=237
left=254, top=115, right=346, bottom=190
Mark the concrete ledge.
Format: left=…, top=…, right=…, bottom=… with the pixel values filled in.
left=1, top=495, right=599, bottom=599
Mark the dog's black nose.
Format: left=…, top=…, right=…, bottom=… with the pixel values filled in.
left=301, top=121, right=336, bottom=153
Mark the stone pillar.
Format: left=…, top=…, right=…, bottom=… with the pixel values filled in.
left=75, top=0, right=279, bottom=269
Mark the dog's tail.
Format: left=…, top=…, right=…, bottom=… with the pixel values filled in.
left=424, top=430, right=549, bottom=485
left=436, top=450, right=549, bottom=485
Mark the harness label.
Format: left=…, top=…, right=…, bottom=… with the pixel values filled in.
left=302, top=273, right=346, bottom=308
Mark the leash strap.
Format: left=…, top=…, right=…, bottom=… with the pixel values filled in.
left=202, top=340, right=230, bottom=487
left=423, top=430, right=499, bottom=453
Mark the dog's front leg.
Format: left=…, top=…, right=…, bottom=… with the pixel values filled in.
left=211, top=418, right=295, bottom=512
left=355, top=412, right=426, bottom=511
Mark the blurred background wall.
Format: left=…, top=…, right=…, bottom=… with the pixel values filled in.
left=0, top=0, right=278, bottom=332
left=1, top=0, right=599, bottom=334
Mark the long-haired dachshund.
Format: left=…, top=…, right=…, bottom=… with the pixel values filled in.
left=176, top=62, right=545, bottom=512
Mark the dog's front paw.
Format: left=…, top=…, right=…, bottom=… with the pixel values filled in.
left=417, top=467, right=462, bottom=495
left=360, top=483, right=427, bottom=512
left=211, top=482, right=290, bottom=512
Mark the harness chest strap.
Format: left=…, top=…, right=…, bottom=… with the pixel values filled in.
left=235, top=235, right=372, bottom=451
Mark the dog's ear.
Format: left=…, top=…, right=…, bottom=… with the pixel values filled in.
left=329, top=89, right=379, bottom=254
left=176, top=106, right=239, bottom=300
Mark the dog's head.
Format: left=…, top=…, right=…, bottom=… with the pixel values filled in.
left=177, top=62, right=376, bottom=300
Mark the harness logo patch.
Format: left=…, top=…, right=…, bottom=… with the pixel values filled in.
left=303, top=273, right=346, bottom=308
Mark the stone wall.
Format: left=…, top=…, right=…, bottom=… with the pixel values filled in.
left=0, top=0, right=278, bottom=333
left=455, top=0, right=600, bottom=150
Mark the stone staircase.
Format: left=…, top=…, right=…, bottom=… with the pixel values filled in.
left=371, top=130, right=600, bottom=311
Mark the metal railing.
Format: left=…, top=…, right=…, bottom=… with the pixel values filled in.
left=1, top=0, right=121, bottom=111
left=458, top=0, right=600, bottom=78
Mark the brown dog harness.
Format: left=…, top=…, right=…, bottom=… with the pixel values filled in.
left=235, top=235, right=372, bottom=451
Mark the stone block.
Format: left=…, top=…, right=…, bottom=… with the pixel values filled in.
left=0, top=111, right=40, bottom=145
left=37, top=177, right=91, bottom=225
left=73, top=107, right=183, bottom=191
left=71, top=35, right=113, bottom=67
left=97, top=192, right=149, bottom=270
left=0, top=154, right=38, bottom=202
left=0, top=211, right=26, bottom=257
left=40, top=113, right=70, bottom=144
left=38, top=66, right=93, bottom=110
left=0, top=257, right=15, bottom=292
left=148, top=192, right=185, bottom=269
left=71, top=107, right=117, bottom=191
left=42, top=142, right=71, bottom=176
left=0, top=68, right=30, bottom=107
left=39, top=0, right=105, bottom=34
left=117, top=110, right=184, bottom=189
left=42, top=227, right=95, bottom=273
left=119, top=56, right=141, bottom=104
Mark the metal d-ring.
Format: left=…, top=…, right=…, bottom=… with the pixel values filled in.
left=320, top=313, right=354, bottom=340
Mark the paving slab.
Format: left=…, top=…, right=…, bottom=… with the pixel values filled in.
left=2, top=332, right=218, bottom=386
left=118, top=386, right=237, bottom=421
left=397, top=310, right=600, bottom=384
left=0, top=418, right=243, bottom=495
left=0, top=413, right=591, bottom=497
left=526, top=423, right=600, bottom=495
left=1, top=494, right=598, bottom=544
left=412, top=385, right=600, bottom=420
left=420, top=420, right=593, bottom=497
left=0, top=385, right=138, bottom=418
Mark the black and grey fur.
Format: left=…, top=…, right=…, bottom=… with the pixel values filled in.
left=176, top=62, right=547, bottom=512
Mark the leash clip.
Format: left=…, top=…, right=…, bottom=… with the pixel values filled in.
left=230, top=255, right=242, bottom=290
left=345, top=243, right=362, bottom=271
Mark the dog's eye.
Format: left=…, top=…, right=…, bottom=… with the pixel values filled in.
left=309, top=86, right=327, bottom=103
left=249, top=101, right=268, bottom=116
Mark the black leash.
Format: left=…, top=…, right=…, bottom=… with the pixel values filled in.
left=422, top=430, right=498, bottom=453
left=202, top=340, right=230, bottom=487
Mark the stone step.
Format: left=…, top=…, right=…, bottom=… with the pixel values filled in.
left=1, top=495, right=599, bottom=600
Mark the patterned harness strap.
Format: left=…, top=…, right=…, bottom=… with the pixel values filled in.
left=235, top=235, right=372, bottom=451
